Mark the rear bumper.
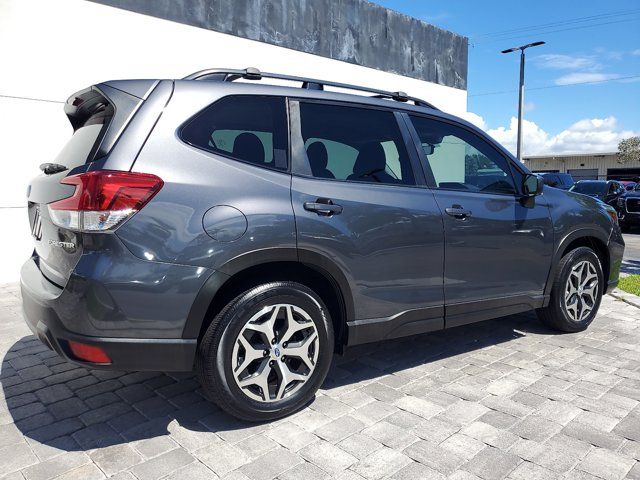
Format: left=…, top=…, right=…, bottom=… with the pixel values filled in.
left=20, top=257, right=197, bottom=371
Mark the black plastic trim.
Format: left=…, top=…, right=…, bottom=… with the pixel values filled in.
left=542, top=227, right=611, bottom=299
left=346, top=306, right=444, bottom=346
left=445, top=294, right=547, bottom=329
left=181, top=247, right=356, bottom=340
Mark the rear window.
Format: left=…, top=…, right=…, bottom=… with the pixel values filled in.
left=53, top=109, right=112, bottom=169
left=180, top=95, right=288, bottom=171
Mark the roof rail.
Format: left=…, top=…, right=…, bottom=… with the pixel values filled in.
left=183, top=67, right=438, bottom=109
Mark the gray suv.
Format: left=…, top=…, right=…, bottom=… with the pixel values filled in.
left=21, top=68, right=625, bottom=421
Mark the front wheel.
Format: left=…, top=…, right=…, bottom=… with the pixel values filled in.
left=196, top=282, right=334, bottom=421
left=536, top=246, right=604, bottom=332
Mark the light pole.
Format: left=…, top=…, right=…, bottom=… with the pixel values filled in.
left=501, top=41, right=545, bottom=161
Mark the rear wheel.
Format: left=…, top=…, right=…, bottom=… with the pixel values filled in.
left=196, top=282, right=334, bottom=421
left=536, top=247, right=603, bottom=332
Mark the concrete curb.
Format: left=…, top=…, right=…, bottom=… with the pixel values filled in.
left=610, top=289, right=640, bottom=309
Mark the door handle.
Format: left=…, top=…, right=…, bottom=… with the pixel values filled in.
left=304, top=198, right=343, bottom=216
left=445, top=205, right=472, bottom=220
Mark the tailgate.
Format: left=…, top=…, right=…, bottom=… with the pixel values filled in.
left=26, top=83, right=151, bottom=286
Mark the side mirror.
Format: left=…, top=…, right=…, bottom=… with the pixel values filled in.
left=523, top=174, right=544, bottom=196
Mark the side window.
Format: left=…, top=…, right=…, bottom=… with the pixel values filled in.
left=180, top=95, right=288, bottom=170
left=410, top=115, right=517, bottom=195
left=299, top=102, right=415, bottom=186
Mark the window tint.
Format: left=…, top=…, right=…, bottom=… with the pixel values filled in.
left=410, top=116, right=517, bottom=195
left=181, top=96, right=288, bottom=170
left=299, top=103, right=415, bottom=186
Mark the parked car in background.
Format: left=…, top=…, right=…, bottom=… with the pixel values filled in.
left=618, top=183, right=640, bottom=231
left=21, top=68, right=624, bottom=421
left=620, top=180, right=638, bottom=191
left=570, top=180, right=626, bottom=208
left=538, top=172, right=574, bottom=190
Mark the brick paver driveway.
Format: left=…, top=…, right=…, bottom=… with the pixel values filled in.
left=1, top=283, right=639, bottom=480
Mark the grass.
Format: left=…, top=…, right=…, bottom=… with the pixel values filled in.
left=618, top=275, right=640, bottom=296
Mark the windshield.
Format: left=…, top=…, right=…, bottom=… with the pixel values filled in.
left=570, top=182, right=606, bottom=195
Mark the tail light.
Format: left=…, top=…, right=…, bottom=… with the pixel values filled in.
left=48, top=171, right=163, bottom=232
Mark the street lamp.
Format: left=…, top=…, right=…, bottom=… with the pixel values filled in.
left=501, top=41, right=545, bottom=161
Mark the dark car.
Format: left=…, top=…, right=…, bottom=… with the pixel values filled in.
left=569, top=180, right=627, bottom=207
left=620, top=180, right=638, bottom=191
left=538, top=172, right=574, bottom=190
left=618, top=183, right=640, bottom=231
left=20, top=68, right=624, bottom=421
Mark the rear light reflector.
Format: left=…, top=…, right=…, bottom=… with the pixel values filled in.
left=67, top=340, right=112, bottom=364
left=48, top=171, right=163, bottom=232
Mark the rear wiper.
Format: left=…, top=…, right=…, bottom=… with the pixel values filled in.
left=39, top=163, right=68, bottom=175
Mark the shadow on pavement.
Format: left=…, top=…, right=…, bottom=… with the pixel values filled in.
left=1, top=310, right=548, bottom=452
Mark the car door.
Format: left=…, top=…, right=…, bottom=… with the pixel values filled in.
left=405, top=113, right=554, bottom=327
left=289, top=100, right=445, bottom=343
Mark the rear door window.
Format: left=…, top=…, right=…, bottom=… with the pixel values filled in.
left=298, top=102, right=415, bottom=186
left=180, top=95, right=288, bottom=171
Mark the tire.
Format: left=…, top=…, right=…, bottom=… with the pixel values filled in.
left=536, top=246, right=604, bottom=333
left=196, top=281, right=334, bottom=421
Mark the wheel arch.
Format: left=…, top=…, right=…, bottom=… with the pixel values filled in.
left=544, top=228, right=611, bottom=298
left=183, top=248, right=354, bottom=352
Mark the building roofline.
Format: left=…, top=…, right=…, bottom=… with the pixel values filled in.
left=523, top=152, right=617, bottom=160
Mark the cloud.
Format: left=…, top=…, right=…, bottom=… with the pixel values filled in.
left=467, top=113, right=638, bottom=156
left=534, top=54, right=599, bottom=71
left=524, top=102, right=536, bottom=112
left=458, top=111, right=487, bottom=130
left=554, top=72, right=620, bottom=85
left=632, top=49, right=640, bottom=56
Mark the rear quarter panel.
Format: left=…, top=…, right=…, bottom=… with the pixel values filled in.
left=115, top=82, right=297, bottom=269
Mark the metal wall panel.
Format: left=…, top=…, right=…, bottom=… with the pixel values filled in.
left=88, top=0, right=468, bottom=89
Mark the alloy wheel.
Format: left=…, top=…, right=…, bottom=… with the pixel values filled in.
left=564, top=260, right=599, bottom=322
left=231, top=303, right=319, bottom=402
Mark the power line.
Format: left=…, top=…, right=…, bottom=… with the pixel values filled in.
left=469, top=74, right=640, bottom=97
left=471, top=9, right=640, bottom=40
left=0, top=93, right=64, bottom=104
left=471, top=17, right=640, bottom=47
left=472, top=17, right=640, bottom=45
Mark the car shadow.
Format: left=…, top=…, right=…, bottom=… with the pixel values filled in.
left=1, top=309, right=550, bottom=452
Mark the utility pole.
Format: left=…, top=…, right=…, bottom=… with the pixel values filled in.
left=501, top=41, right=545, bottom=161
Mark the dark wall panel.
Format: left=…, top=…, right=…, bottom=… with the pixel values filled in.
left=88, top=0, right=468, bottom=89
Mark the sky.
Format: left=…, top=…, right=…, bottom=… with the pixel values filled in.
left=374, top=0, right=640, bottom=156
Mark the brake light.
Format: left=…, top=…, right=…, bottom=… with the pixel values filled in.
left=48, top=171, right=163, bottom=231
left=68, top=340, right=112, bottom=364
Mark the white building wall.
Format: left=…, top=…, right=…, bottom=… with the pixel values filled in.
left=0, top=0, right=467, bottom=283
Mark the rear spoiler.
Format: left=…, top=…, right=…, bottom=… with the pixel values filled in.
left=64, top=80, right=159, bottom=131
